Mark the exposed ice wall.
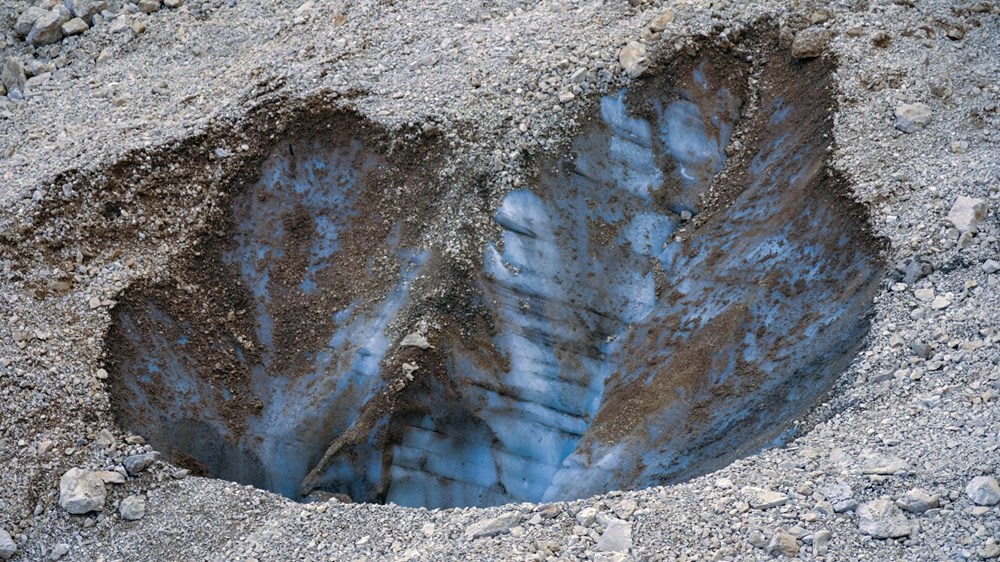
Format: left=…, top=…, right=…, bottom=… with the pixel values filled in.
left=108, top=55, right=883, bottom=509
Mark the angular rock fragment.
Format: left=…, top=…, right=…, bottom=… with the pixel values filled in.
left=58, top=468, right=107, bottom=515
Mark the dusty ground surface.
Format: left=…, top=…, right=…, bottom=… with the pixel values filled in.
left=0, top=0, right=999, bottom=560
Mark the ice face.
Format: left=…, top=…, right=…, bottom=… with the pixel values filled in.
left=107, top=54, right=883, bottom=509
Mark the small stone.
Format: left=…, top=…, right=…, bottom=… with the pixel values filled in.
left=767, top=529, right=799, bottom=557
left=0, top=530, right=15, bottom=560
left=575, top=507, right=597, bottom=526
left=14, top=7, right=48, bottom=37
left=948, top=196, right=988, bottom=233
left=400, top=332, right=431, bottom=349
left=1, top=58, right=26, bottom=97
left=930, top=295, right=951, bottom=310
left=595, top=520, right=632, bottom=552
left=618, top=41, right=649, bottom=79
left=70, top=0, right=108, bottom=23
left=715, top=477, right=734, bottom=489
left=123, top=452, right=159, bottom=475
left=896, top=489, right=939, bottom=513
left=810, top=9, right=831, bottom=24
left=979, top=538, right=1000, bottom=559
left=946, top=26, right=965, bottom=40
left=49, top=543, right=70, bottom=561
left=164, top=0, right=185, bottom=7
left=913, top=288, right=934, bottom=302
left=741, top=487, right=789, bottom=510
left=131, top=19, right=147, bottom=34
left=649, top=9, right=674, bottom=32
left=59, top=468, right=106, bottom=514
left=613, top=499, right=637, bottom=520
left=861, top=454, right=909, bottom=475
left=858, top=498, right=910, bottom=539
left=813, top=530, right=832, bottom=556
left=894, top=103, right=932, bottom=133
left=791, top=28, right=831, bottom=59
left=983, top=260, right=1000, bottom=274
left=966, top=476, right=1000, bottom=506
left=27, top=10, right=66, bottom=46
left=464, top=512, right=522, bottom=540
left=138, top=0, right=161, bottom=14
left=62, top=18, right=89, bottom=35
left=95, top=470, right=126, bottom=484
left=119, top=495, right=146, bottom=520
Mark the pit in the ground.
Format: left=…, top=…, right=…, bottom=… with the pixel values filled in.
left=105, top=42, right=885, bottom=509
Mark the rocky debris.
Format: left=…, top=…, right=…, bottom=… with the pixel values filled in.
left=463, top=512, right=523, bottom=540
left=896, top=488, right=939, bottom=513
left=791, top=28, right=831, bottom=59
left=948, top=196, right=988, bottom=233
left=594, top=519, right=632, bottom=552
left=58, top=468, right=106, bottom=515
left=858, top=498, right=910, bottom=539
left=164, top=0, right=184, bottom=7
left=966, top=476, right=1000, bottom=506
left=894, top=103, right=932, bottom=133
left=27, top=8, right=68, bottom=47
left=0, top=530, right=15, bottom=560
left=818, top=481, right=857, bottom=513
left=741, top=487, right=789, bottom=510
left=123, top=452, right=159, bottom=475
left=1, top=58, right=25, bottom=98
left=767, top=529, right=799, bottom=557
left=120, top=495, right=147, bottom=521
left=618, top=41, right=649, bottom=79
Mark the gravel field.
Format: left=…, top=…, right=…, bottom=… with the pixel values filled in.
left=1, top=0, right=999, bottom=560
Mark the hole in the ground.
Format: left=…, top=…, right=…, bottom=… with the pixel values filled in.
left=104, top=43, right=886, bottom=509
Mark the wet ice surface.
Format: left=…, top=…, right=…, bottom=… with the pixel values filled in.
left=108, top=56, right=884, bottom=509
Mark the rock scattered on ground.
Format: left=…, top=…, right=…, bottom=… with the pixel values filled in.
left=57, top=468, right=106, bottom=515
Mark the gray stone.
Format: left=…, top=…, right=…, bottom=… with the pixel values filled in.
left=812, top=530, right=832, bottom=557
left=1, top=58, right=26, bottom=97
left=983, top=259, right=1000, bottom=274
left=648, top=9, right=674, bottom=32
left=15, top=7, right=49, bottom=37
left=896, top=488, right=939, bottom=513
left=119, top=495, right=146, bottom=520
left=767, top=529, right=799, bottom=557
left=164, top=0, right=185, bottom=7
left=618, top=41, right=649, bottom=79
left=49, top=543, right=69, bottom=560
left=123, top=452, right=159, bottom=475
left=595, top=519, right=632, bottom=552
left=966, top=476, right=1000, bottom=506
left=58, top=468, right=106, bottom=514
left=0, top=530, right=15, bottom=560
left=463, top=511, right=522, bottom=540
left=138, top=0, right=162, bottom=14
left=979, top=538, right=1000, bottom=559
left=69, top=0, right=108, bottom=23
left=62, top=18, right=90, bottom=35
left=858, top=498, right=910, bottom=539
left=742, top=486, right=788, bottom=509
left=400, top=332, right=431, bottom=349
left=861, top=454, right=909, bottom=475
left=791, top=28, right=831, bottom=59
left=27, top=10, right=65, bottom=47
left=948, top=196, right=988, bottom=232
left=819, top=481, right=853, bottom=503
left=894, top=103, right=932, bottom=133
left=575, top=507, right=597, bottom=526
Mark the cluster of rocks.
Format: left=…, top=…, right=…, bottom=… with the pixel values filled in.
left=12, top=0, right=184, bottom=48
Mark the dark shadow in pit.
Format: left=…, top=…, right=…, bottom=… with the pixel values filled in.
left=105, top=37, right=886, bottom=509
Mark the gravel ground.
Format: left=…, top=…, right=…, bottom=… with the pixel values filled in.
left=1, top=0, right=999, bottom=560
